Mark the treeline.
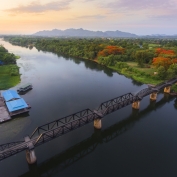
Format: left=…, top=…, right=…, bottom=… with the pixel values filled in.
left=3, top=36, right=177, bottom=80
left=0, top=45, right=17, bottom=65
left=0, top=44, right=20, bottom=90
left=4, top=36, right=177, bottom=60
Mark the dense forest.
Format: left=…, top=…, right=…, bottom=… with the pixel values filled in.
left=0, top=45, right=18, bottom=65
left=0, top=45, right=20, bottom=89
left=3, top=36, right=177, bottom=85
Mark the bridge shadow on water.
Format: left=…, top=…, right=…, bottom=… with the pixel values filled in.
left=20, top=94, right=176, bottom=177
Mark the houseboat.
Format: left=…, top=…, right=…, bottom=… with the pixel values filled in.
left=17, top=83, right=33, bottom=94
left=0, top=90, right=31, bottom=123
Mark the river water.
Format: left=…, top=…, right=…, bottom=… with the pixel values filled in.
left=0, top=39, right=177, bottom=177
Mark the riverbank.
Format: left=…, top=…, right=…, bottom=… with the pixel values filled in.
left=2, top=37, right=177, bottom=92
left=0, top=44, right=21, bottom=90
left=0, top=65, right=20, bottom=90
left=94, top=60, right=177, bottom=91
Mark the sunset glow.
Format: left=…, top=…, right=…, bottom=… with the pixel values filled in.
left=1, top=0, right=177, bottom=35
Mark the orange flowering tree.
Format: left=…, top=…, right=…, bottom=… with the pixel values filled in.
left=155, top=48, right=175, bottom=57
left=153, top=57, right=177, bottom=70
left=98, top=45, right=125, bottom=57
left=152, top=48, right=177, bottom=70
left=97, top=45, right=125, bottom=66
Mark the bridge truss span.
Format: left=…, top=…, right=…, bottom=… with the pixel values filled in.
left=34, top=110, right=100, bottom=147
left=30, top=109, right=98, bottom=139
left=96, top=93, right=140, bottom=116
left=0, top=77, right=177, bottom=162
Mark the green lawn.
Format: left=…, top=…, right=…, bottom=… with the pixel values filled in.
left=127, top=62, right=156, bottom=75
left=0, top=65, right=20, bottom=90
left=108, top=61, right=164, bottom=85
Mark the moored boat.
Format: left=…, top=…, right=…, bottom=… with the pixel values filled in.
left=17, top=83, right=33, bottom=94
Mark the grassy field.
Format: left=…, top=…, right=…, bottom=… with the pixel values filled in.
left=127, top=62, right=156, bottom=74
left=109, top=65, right=162, bottom=85
left=0, top=65, right=20, bottom=90
left=108, top=61, right=163, bottom=85
left=108, top=61, right=177, bottom=91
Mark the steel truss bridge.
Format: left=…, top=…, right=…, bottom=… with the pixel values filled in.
left=20, top=95, right=174, bottom=177
left=0, top=77, right=177, bottom=161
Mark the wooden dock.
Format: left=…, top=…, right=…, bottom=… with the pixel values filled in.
left=0, top=97, right=11, bottom=123
left=9, top=107, right=30, bottom=116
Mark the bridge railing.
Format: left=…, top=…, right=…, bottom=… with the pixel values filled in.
left=0, top=141, right=24, bottom=152
left=30, top=109, right=97, bottom=139
left=165, top=77, right=177, bottom=83
left=96, top=93, right=139, bottom=114
left=34, top=111, right=100, bottom=146
left=0, top=141, right=28, bottom=161
left=1, top=77, right=177, bottom=162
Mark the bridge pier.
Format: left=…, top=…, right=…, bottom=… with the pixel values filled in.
left=132, top=101, right=140, bottom=109
left=25, top=136, right=37, bottom=165
left=150, top=92, right=157, bottom=101
left=26, top=149, right=37, bottom=165
left=164, top=86, right=171, bottom=93
left=132, top=101, right=140, bottom=110
left=94, top=119, right=102, bottom=129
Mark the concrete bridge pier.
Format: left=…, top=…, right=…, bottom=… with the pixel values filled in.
left=26, top=149, right=37, bottom=165
left=150, top=92, right=158, bottom=101
left=94, top=119, right=102, bottom=129
left=164, top=86, right=171, bottom=93
left=25, top=136, right=37, bottom=165
left=132, top=101, right=140, bottom=110
left=93, top=110, right=103, bottom=129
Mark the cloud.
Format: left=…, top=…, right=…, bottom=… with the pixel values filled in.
left=84, top=0, right=95, bottom=1
left=100, top=0, right=177, bottom=19
left=76, top=14, right=106, bottom=19
left=4, top=0, right=73, bottom=14
left=102, top=0, right=175, bottom=10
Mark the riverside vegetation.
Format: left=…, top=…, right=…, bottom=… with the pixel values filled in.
left=3, top=36, right=177, bottom=91
left=0, top=45, right=20, bottom=90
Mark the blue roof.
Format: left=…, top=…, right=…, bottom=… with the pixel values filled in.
left=5, top=98, right=28, bottom=112
left=2, top=90, right=21, bottom=102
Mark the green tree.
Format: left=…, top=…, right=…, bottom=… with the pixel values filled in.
left=166, top=64, right=177, bottom=78
left=157, top=66, right=166, bottom=79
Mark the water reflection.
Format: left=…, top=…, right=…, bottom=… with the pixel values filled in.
left=131, top=79, right=143, bottom=86
left=20, top=94, right=174, bottom=177
left=0, top=113, right=30, bottom=141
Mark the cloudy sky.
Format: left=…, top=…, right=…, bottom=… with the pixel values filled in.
left=1, top=0, right=177, bottom=35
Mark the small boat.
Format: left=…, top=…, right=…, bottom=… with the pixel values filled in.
left=17, top=83, right=33, bottom=94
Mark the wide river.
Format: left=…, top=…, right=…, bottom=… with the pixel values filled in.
left=0, top=39, right=177, bottom=177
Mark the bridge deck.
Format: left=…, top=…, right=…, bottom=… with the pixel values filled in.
left=0, top=77, right=177, bottom=161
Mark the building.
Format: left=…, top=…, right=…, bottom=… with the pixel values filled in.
left=1, top=90, right=30, bottom=116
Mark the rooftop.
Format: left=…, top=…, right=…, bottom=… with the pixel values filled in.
left=5, top=98, right=28, bottom=112
left=2, top=90, right=21, bottom=102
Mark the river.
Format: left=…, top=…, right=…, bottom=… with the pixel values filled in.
left=0, top=39, right=177, bottom=177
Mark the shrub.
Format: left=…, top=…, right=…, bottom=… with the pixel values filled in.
left=157, top=66, right=166, bottom=79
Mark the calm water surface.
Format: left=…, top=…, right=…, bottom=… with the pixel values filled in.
left=0, top=39, right=177, bottom=177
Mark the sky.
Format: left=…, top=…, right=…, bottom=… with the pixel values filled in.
left=0, top=0, right=177, bottom=35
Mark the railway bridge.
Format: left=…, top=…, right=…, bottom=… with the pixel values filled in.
left=0, top=77, right=177, bottom=164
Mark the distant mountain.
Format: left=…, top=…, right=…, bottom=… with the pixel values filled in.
left=33, top=28, right=138, bottom=38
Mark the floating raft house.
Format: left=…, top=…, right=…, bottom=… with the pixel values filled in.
left=2, top=90, right=21, bottom=102
left=0, top=90, right=31, bottom=123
